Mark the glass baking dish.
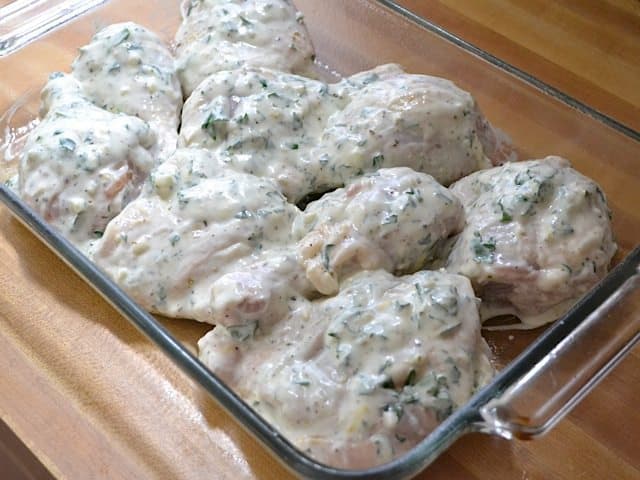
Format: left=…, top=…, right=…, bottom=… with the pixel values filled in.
left=0, top=1, right=638, bottom=478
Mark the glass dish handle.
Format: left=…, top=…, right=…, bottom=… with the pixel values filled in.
left=479, top=261, right=640, bottom=440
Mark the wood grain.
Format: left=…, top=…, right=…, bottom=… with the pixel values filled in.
left=394, top=0, right=640, bottom=132
left=0, top=1, right=638, bottom=479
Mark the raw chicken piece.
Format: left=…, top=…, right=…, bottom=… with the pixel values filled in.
left=19, top=73, right=157, bottom=253
left=199, top=269, right=493, bottom=468
left=72, top=22, right=182, bottom=159
left=208, top=246, right=312, bottom=329
left=180, top=64, right=504, bottom=203
left=175, top=0, right=316, bottom=96
left=179, top=67, right=339, bottom=201
left=92, top=148, right=302, bottom=323
left=293, top=167, right=464, bottom=294
left=312, top=64, right=503, bottom=189
left=446, top=156, right=617, bottom=328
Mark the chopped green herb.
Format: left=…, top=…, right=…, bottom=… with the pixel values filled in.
left=378, top=358, right=393, bottom=374
left=430, top=286, right=459, bottom=315
left=201, top=113, right=227, bottom=141
left=498, top=199, right=512, bottom=223
left=59, top=138, right=76, bottom=152
left=235, top=209, right=251, bottom=219
left=372, top=154, right=384, bottom=168
left=382, top=213, right=398, bottom=225
left=471, top=232, right=496, bottom=263
left=292, top=112, right=303, bottom=130
left=361, top=73, right=380, bottom=85
left=114, top=29, right=130, bottom=46
left=321, top=243, right=335, bottom=270
left=227, top=320, right=258, bottom=342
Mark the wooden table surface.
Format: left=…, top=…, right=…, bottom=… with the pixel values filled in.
left=1, top=1, right=639, bottom=479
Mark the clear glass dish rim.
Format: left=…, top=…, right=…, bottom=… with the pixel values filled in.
left=0, top=1, right=639, bottom=478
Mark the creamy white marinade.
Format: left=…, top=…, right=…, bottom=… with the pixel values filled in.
left=293, top=167, right=464, bottom=295
left=311, top=64, right=499, bottom=189
left=180, top=63, right=504, bottom=203
left=71, top=22, right=183, bottom=159
left=92, top=148, right=304, bottom=323
left=10, top=0, right=619, bottom=470
left=199, top=269, right=493, bottom=469
left=179, top=66, right=341, bottom=201
left=19, top=73, right=157, bottom=253
left=175, top=0, right=316, bottom=96
left=445, top=156, right=617, bottom=328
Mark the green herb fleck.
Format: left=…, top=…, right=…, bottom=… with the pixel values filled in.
left=292, top=112, right=303, bottom=130
left=227, top=320, right=258, bottom=342
left=321, top=243, right=335, bottom=270
left=114, top=29, right=130, bottom=46
left=498, top=199, right=512, bottom=223
left=372, top=154, right=384, bottom=168
left=382, top=213, right=398, bottom=225
left=59, top=138, right=76, bottom=152
left=201, top=113, right=227, bottom=141
left=471, top=232, right=496, bottom=263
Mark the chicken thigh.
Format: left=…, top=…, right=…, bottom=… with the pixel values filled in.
left=180, top=64, right=504, bottom=203
left=71, top=22, right=182, bottom=159
left=199, top=269, right=493, bottom=468
left=446, top=156, right=617, bottom=328
left=312, top=64, right=502, bottom=188
left=293, top=167, right=464, bottom=294
left=179, top=66, right=340, bottom=201
left=19, top=74, right=157, bottom=253
left=92, top=148, right=302, bottom=323
left=175, top=0, right=316, bottom=96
